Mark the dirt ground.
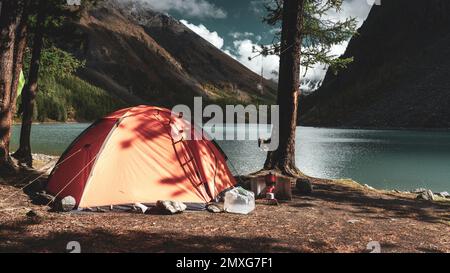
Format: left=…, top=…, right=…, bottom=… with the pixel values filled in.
left=0, top=166, right=449, bottom=253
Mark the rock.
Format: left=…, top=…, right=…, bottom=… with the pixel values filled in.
left=347, top=219, right=360, bottom=224
left=416, top=190, right=435, bottom=201
left=206, top=204, right=222, bottom=213
left=31, top=191, right=54, bottom=205
left=296, top=178, right=313, bottom=195
left=134, top=203, right=149, bottom=214
left=25, top=210, right=42, bottom=223
left=60, top=196, right=76, bottom=212
left=437, top=191, right=449, bottom=198
left=412, top=188, right=428, bottom=193
left=364, top=184, right=375, bottom=190
left=26, top=210, right=38, bottom=218
left=156, top=200, right=187, bottom=214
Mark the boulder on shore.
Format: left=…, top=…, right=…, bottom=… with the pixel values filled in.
left=416, top=190, right=435, bottom=201
left=412, top=188, right=428, bottom=194
left=437, top=192, right=449, bottom=198
left=296, top=178, right=313, bottom=195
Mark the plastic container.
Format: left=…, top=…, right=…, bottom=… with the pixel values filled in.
left=224, top=187, right=255, bottom=214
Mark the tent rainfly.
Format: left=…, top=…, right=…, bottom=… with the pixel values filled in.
left=46, top=106, right=236, bottom=209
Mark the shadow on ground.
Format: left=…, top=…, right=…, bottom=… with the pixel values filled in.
left=296, top=179, right=450, bottom=224
left=0, top=226, right=300, bottom=253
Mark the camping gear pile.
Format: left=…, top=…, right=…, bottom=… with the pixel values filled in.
left=46, top=106, right=237, bottom=213
left=248, top=173, right=295, bottom=205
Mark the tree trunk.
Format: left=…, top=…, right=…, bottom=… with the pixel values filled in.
left=0, top=0, right=22, bottom=174
left=10, top=0, right=30, bottom=116
left=264, top=0, right=305, bottom=177
left=13, top=2, right=45, bottom=167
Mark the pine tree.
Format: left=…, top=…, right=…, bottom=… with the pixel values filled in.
left=0, top=0, right=30, bottom=174
left=258, top=0, right=357, bottom=176
left=13, top=0, right=86, bottom=166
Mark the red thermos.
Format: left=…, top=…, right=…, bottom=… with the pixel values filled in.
left=265, top=173, right=277, bottom=185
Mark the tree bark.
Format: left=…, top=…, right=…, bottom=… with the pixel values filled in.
left=13, top=1, right=45, bottom=167
left=0, top=0, right=23, bottom=174
left=264, top=0, right=305, bottom=176
left=10, top=0, right=30, bottom=116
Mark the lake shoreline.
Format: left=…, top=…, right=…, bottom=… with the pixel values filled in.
left=11, top=121, right=450, bottom=132
left=11, top=125, right=450, bottom=192
left=1, top=163, right=449, bottom=253
left=13, top=121, right=88, bottom=125
left=300, top=124, right=450, bottom=132
left=29, top=153, right=449, bottom=196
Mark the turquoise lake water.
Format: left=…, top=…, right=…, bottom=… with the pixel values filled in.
left=10, top=124, right=450, bottom=192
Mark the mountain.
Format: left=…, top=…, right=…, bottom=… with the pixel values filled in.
left=300, top=79, right=322, bottom=96
left=300, top=0, right=450, bottom=128
left=63, top=1, right=276, bottom=110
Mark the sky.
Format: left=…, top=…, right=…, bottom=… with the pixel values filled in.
left=118, top=0, right=375, bottom=89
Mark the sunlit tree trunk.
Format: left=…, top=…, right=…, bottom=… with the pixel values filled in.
left=264, top=0, right=305, bottom=176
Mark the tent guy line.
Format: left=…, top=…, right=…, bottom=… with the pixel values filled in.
left=0, top=148, right=83, bottom=205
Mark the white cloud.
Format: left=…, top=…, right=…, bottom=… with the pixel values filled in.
left=226, top=40, right=354, bottom=92
left=229, top=32, right=255, bottom=39
left=227, top=1, right=373, bottom=90
left=227, top=39, right=325, bottom=93
left=182, top=0, right=373, bottom=92
left=339, top=0, right=373, bottom=27
left=249, top=0, right=268, bottom=15
left=181, top=20, right=224, bottom=49
left=269, top=28, right=281, bottom=34
left=136, top=0, right=227, bottom=19
left=229, top=39, right=280, bottom=80
left=301, top=0, right=372, bottom=86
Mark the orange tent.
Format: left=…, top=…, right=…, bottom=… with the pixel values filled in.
left=46, top=106, right=236, bottom=209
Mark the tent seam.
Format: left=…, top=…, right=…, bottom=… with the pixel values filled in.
left=78, top=119, right=122, bottom=208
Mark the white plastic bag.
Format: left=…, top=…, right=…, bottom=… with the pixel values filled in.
left=224, top=187, right=255, bottom=214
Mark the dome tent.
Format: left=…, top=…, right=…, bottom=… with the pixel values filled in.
left=46, top=106, right=236, bottom=209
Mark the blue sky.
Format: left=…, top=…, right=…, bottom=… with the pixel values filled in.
left=169, top=0, right=278, bottom=49
left=127, top=0, right=374, bottom=88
